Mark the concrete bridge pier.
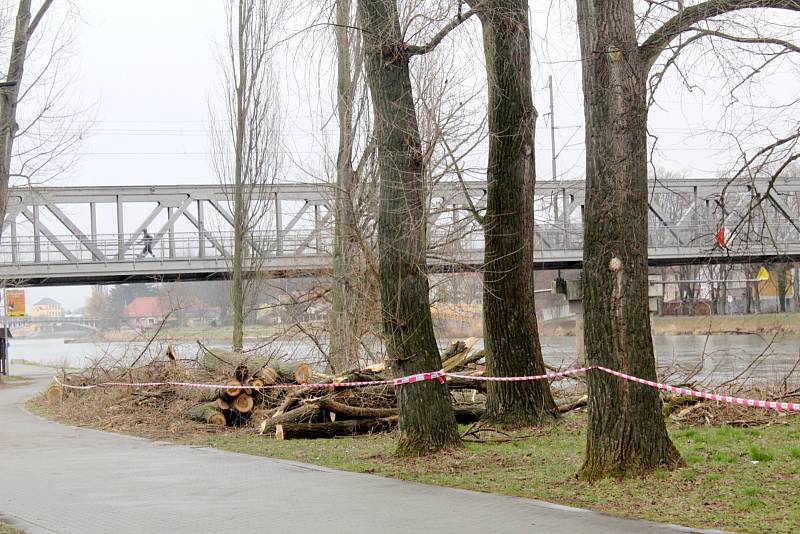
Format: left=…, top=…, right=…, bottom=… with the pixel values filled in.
left=552, top=277, right=585, bottom=365
left=553, top=275, right=664, bottom=367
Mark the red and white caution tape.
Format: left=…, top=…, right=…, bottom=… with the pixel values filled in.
left=53, top=366, right=799, bottom=412
left=445, top=366, right=800, bottom=412
left=443, top=367, right=591, bottom=382
left=593, top=366, right=800, bottom=412
left=53, top=370, right=445, bottom=392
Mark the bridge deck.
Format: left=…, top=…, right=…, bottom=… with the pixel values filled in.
left=2, top=179, right=798, bottom=286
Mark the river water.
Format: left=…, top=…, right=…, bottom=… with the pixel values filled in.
left=8, top=334, right=800, bottom=386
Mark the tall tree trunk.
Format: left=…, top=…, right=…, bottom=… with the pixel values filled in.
left=576, top=0, right=682, bottom=480
left=474, top=0, right=558, bottom=426
left=777, top=265, right=787, bottom=313
left=231, top=1, right=248, bottom=353
left=0, top=1, right=36, bottom=239
left=357, top=0, right=461, bottom=455
left=746, top=280, right=752, bottom=314
left=793, top=265, right=799, bottom=312
left=329, top=0, right=359, bottom=372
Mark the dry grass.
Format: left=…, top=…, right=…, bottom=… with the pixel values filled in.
left=0, top=521, right=25, bottom=534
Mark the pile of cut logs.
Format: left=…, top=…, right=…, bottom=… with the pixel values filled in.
left=187, top=339, right=494, bottom=439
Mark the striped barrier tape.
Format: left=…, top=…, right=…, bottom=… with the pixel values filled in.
left=445, top=367, right=800, bottom=412
left=593, top=366, right=800, bottom=412
left=443, top=367, right=591, bottom=382
left=53, top=370, right=445, bottom=392
left=52, top=366, right=799, bottom=412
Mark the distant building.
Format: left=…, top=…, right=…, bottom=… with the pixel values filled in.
left=30, top=297, right=64, bottom=319
left=123, top=296, right=166, bottom=326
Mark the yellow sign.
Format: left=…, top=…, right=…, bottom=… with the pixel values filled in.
left=5, top=289, right=25, bottom=317
left=756, top=267, right=770, bottom=282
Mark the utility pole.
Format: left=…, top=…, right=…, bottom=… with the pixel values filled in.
left=546, top=75, right=568, bottom=244
left=547, top=75, right=557, bottom=181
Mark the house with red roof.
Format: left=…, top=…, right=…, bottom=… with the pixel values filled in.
left=123, top=296, right=166, bottom=327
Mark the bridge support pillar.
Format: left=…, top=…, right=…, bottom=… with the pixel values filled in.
left=553, top=277, right=584, bottom=365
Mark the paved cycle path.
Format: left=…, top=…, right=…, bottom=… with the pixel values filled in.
left=0, top=366, right=724, bottom=534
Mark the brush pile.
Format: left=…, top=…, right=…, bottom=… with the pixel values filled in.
left=43, top=338, right=594, bottom=440
left=195, top=338, right=490, bottom=440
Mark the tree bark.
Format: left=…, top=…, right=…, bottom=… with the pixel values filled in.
left=275, top=417, right=397, bottom=440
left=777, top=265, right=787, bottom=313
left=329, top=0, right=360, bottom=373
left=473, top=0, right=558, bottom=426
left=576, top=0, right=682, bottom=480
left=187, top=403, right=227, bottom=426
left=357, top=0, right=461, bottom=455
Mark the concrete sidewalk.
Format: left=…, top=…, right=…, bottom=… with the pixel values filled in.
left=0, top=366, right=721, bottom=534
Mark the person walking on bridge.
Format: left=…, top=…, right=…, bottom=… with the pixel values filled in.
left=141, top=229, right=155, bottom=258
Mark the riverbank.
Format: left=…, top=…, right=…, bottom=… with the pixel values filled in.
left=91, top=324, right=283, bottom=343
left=10, top=312, right=800, bottom=344
left=29, top=395, right=800, bottom=534
left=540, top=312, right=800, bottom=337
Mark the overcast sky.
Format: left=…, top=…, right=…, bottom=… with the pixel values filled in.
left=16, top=1, right=800, bottom=311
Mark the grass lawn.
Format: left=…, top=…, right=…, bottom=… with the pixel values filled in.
left=206, top=413, right=800, bottom=534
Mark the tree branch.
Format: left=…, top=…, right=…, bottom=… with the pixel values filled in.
left=688, top=27, right=800, bottom=52
left=27, top=0, right=54, bottom=39
left=406, top=4, right=481, bottom=56
left=639, top=0, right=800, bottom=69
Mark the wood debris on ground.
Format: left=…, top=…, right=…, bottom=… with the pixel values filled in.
left=41, top=337, right=594, bottom=440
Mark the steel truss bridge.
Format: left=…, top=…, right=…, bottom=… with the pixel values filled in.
left=1, top=178, right=798, bottom=286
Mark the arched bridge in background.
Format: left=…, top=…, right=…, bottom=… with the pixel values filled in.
left=1, top=178, right=799, bottom=287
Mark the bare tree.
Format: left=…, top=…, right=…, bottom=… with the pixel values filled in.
left=329, top=0, right=366, bottom=372
left=356, top=0, right=482, bottom=454
left=0, top=0, right=85, bottom=238
left=575, top=0, right=800, bottom=480
left=465, top=0, right=559, bottom=426
left=212, top=0, right=284, bottom=352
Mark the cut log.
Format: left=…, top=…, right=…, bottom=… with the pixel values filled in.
left=442, top=339, right=481, bottom=372
left=259, top=404, right=320, bottom=435
left=263, top=361, right=314, bottom=383
left=187, top=403, right=227, bottom=426
left=258, top=367, right=279, bottom=384
left=304, top=397, right=397, bottom=419
left=217, top=398, right=231, bottom=410
left=453, top=405, right=484, bottom=424
left=662, top=395, right=700, bottom=417
left=232, top=393, right=254, bottom=414
left=441, top=340, right=467, bottom=360
left=45, top=384, right=64, bottom=403
left=364, top=361, right=386, bottom=373
left=223, top=380, right=242, bottom=397
left=304, top=398, right=484, bottom=424
left=444, top=376, right=487, bottom=393
left=294, top=363, right=314, bottom=384
left=558, top=395, right=588, bottom=413
left=274, top=417, right=398, bottom=440
left=250, top=378, right=265, bottom=390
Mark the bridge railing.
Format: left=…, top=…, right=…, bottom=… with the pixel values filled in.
left=2, top=221, right=799, bottom=267
left=0, top=229, right=337, bottom=265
